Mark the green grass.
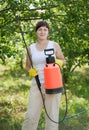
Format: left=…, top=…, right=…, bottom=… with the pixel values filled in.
left=0, top=64, right=89, bottom=130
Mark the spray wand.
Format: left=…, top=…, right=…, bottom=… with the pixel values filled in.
left=16, top=16, right=41, bottom=91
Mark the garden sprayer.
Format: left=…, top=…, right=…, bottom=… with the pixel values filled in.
left=44, top=48, right=63, bottom=94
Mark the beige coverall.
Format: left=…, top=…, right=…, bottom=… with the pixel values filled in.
left=22, top=79, right=61, bottom=130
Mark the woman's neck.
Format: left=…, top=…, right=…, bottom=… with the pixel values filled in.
left=37, top=39, right=48, bottom=44
left=36, top=39, right=49, bottom=51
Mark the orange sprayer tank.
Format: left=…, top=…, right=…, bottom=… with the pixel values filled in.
left=44, top=48, right=63, bottom=94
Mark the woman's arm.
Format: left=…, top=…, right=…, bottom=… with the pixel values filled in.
left=54, top=42, right=66, bottom=66
left=26, top=47, right=32, bottom=72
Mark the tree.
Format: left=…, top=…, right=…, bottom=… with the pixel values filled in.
left=0, top=0, right=89, bottom=83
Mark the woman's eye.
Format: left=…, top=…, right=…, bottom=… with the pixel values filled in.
left=44, top=29, right=48, bottom=31
left=38, top=28, right=48, bottom=31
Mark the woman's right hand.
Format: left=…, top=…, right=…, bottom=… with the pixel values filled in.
left=28, top=68, right=38, bottom=77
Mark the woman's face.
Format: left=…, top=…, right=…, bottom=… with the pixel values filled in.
left=36, top=26, right=49, bottom=40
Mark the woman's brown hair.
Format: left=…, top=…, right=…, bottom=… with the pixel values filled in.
left=35, top=21, right=50, bottom=32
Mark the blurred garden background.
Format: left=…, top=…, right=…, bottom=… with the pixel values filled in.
left=0, top=0, right=89, bottom=130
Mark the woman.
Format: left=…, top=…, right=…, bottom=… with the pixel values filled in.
left=22, top=21, right=66, bottom=130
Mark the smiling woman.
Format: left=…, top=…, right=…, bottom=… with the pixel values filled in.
left=36, top=26, right=49, bottom=40
left=36, top=22, right=49, bottom=51
left=22, top=21, right=66, bottom=130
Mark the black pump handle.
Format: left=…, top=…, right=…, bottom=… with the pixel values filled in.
left=44, top=48, right=54, bottom=56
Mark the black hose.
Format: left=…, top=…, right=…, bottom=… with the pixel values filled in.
left=39, top=85, right=68, bottom=124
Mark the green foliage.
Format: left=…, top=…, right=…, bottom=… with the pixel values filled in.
left=0, top=0, right=89, bottom=83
